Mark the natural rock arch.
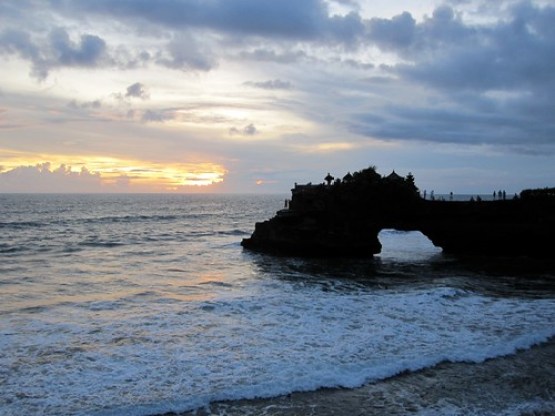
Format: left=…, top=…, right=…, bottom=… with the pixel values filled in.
left=242, top=167, right=555, bottom=259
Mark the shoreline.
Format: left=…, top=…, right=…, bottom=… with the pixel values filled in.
left=170, top=338, right=555, bottom=416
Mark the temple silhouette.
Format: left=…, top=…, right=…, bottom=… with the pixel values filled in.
left=241, top=166, right=555, bottom=259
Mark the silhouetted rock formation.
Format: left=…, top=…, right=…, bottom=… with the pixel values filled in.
left=241, top=167, right=555, bottom=259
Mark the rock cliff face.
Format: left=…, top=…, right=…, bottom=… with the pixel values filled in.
left=241, top=167, right=555, bottom=259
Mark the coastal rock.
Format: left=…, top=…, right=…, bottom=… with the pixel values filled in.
left=241, top=167, right=555, bottom=258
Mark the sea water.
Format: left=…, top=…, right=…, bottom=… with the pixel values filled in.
left=1, top=194, right=554, bottom=416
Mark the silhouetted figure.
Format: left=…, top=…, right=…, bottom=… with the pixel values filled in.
left=325, top=173, right=334, bottom=186
left=493, top=191, right=497, bottom=200
left=502, top=190, right=506, bottom=200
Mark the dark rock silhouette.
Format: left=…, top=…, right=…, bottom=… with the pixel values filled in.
left=241, top=166, right=555, bottom=259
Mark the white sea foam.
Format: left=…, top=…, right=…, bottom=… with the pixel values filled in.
left=2, top=281, right=554, bottom=416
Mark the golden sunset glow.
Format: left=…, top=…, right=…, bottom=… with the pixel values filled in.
left=0, top=149, right=226, bottom=192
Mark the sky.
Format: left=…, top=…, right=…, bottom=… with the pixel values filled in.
left=1, top=0, right=554, bottom=194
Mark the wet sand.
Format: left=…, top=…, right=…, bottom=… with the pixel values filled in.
left=172, top=338, right=555, bottom=416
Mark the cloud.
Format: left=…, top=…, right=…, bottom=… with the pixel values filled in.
left=112, top=83, right=150, bottom=103
left=0, top=27, right=108, bottom=79
left=48, top=28, right=106, bottom=67
left=1, top=1, right=363, bottom=79
left=329, top=0, right=360, bottom=10
left=156, top=33, right=217, bottom=71
left=52, top=0, right=361, bottom=42
left=67, top=99, right=102, bottom=109
left=340, top=2, right=555, bottom=150
left=0, top=158, right=228, bottom=193
left=244, top=79, right=292, bottom=90
left=327, top=11, right=365, bottom=44
left=368, top=3, right=555, bottom=94
left=125, top=82, right=149, bottom=99
left=141, top=109, right=176, bottom=123
left=366, top=12, right=416, bottom=51
left=0, top=163, right=103, bottom=193
left=238, top=48, right=307, bottom=64
left=229, top=123, right=258, bottom=136
left=0, top=29, right=45, bottom=78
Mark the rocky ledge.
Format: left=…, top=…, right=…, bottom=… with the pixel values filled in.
left=241, top=166, right=555, bottom=259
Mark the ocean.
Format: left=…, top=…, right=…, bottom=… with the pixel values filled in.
left=1, top=194, right=554, bottom=416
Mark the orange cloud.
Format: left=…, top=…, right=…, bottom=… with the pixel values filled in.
left=255, top=179, right=277, bottom=186
left=0, top=150, right=226, bottom=192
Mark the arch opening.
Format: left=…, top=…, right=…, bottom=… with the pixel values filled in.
left=377, top=229, right=442, bottom=261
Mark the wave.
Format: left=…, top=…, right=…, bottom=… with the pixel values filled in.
left=78, top=241, right=126, bottom=248
left=0, top=244, right=59, bottom=255
left=80, top=214, right=180, bottom=225
left=0, top=213, right=217, bottom=231
left=91, top=332, right=555, bottom=416
left=0, top=244, right=27, bottom=254
left=76, top=212, right=228, bottom=226
left=0, top=220, right=47, bottom=229
left=3, top=285, right=554, bottom=416
left=217, top=229, right=248, bottom=236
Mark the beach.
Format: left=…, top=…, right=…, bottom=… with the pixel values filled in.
left=176, top=338, right=555, bottom=416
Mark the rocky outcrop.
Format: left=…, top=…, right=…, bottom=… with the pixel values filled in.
left=241, top=167, right=555, bottom=259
